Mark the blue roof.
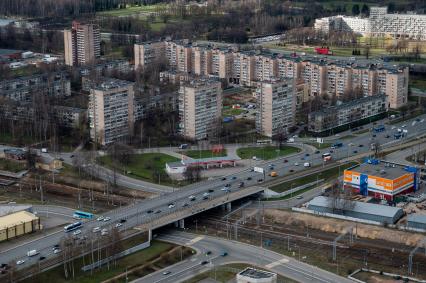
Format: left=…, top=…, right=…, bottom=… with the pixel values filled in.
left=407, top=214, right=426, bottom=224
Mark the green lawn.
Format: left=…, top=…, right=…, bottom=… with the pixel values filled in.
left=98, top=4, right=167, bottom=16
left=305, top=142, right=332, bottom=149
left=98, top=153, right=179, bottom=185
left=0, top=132, right=39, bottom=146
left=237, top=146, right=300, bottom=160
left=223, top=108, right=245, bottom=117
left=410, top=75, right=426, bottom=91
left=23, top=240, right=186, bottom=283
left=0, top=158, right=26, bottom=172
left=181, top=149, right=227, bottom=159
left=270, top=162, right=358, bottom=193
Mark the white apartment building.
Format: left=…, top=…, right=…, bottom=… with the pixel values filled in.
left=255, top=79, right=296, bottom=137
left=315, top=7, right=426, bottom=40
left=89, top=79, right=135, bottom=146
left=178, top=79, right=222, bottom=140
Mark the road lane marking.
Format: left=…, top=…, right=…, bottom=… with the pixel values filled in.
left=265, top=258, right=289, bottom=269
left=186, top=236, right=204, bottom=246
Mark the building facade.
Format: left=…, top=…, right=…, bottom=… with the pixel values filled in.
left=315, top=7, right=426, bottom=40
left=88, top=79, right=135, bottom=146
left=134, top=41, right=166, bottom=69
left=255, top=79, right=296, bottom=137
left=178, top=79, right=222, bottom=140
left=64, top=21, right=101, bottom=66
left=308, top=95, right=387, bottom=134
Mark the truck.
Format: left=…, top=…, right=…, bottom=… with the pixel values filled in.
left=315, top=47, right=333, bottom=55
left=331, top=142, right=343, bottom=149
left=253, top=167, right=264, bottom=174
left=27, top=250, right=39, bottom=257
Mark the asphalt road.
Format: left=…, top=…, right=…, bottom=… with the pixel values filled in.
left=2, top=114, right=426, bottom=270
left=135, top=231, right=353, bottom=283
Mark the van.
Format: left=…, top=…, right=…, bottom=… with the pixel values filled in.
left=27, top=250, right=39, bottom=257
left=270, top=171, right=278, bottom=177
left=179, top=144, right=188, bottom=149
left=41, top=148, right=48, bottom=153
left=304, top=162, right=311, bottom=167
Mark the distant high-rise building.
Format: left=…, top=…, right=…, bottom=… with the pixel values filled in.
left=256, top=79, right=296, bottom=138
left=178, top=79, right=222, bottom=140
left=134, top=41, right=166, bottom=70
left=88, top=79, right=134, bottom=146
left=64, top=21, right=100, bottom=66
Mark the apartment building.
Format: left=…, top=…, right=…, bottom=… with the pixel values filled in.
left=255, top=79, right=296, bottom=137
left=88, top=79, right=135, bottom=146
left=327, top=63, right=353, bottom=98
left=302, top=60, right=328, bottom=97
left=79, top=59, right=131, bottom=78
left=233, top=52, right=255, bottom=86
left=254, top=54, right=278, bottom=82
left=64, top=21, right=100, bottom=66
left=315, top=6, right=426, bottom=40
left=0, top=72, right=71, bottom=102
left=134, top=41, right=166, bottom=69
left=192, top=46, right=212, bottom=76
left=308, top=95, right=387, bottom=134
left=211, top=48, right=233, bottom=79
left=178, top=79, right=222, bottom=140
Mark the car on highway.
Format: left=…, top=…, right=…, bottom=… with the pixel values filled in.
left=39, top=256, right=46, bottom=261
left=115, top=223, right=122, bottom=228
left=270, top=171, right=278, bottom=177
left=315, top=150, right=320, bottom=154
left=303, top=162, right=311, bottom=167
left=221, top=251, right=228, bottom=256
left=205, top=251, right=212, bottom=255
left=294, top=162, right=299, bottom=166
left=73, top=230, right=81, bottom=236
left=155, top=210, right=162, bottom=214
left=221, top=187, right=230, bottom=192
left=402, top=124, right=406, bottom=128
left=168, top=203, right=175, bottom=209
left=208, top=189, right=215, bottom=192
left=162, top=271, right=171, bottom=275
left=97, top=216, right=104, bottom=221
left=200, top=260, right=209, bottom=265
left=53, top=249, right=61, bottom=254
left=257, top=179, right=263, bottom=183
left=247, top=177, right=252, bottom=181
left=231, top=176, right=237, bottom=180
left=296, top=195, right=303, bottom=199
left=189, top=195, right=196, bottom=201
left=101, top=229, right=108, bottom=236
left=224, top=183, right=231, bottom=187
left=283, top=159, right=288, bottom=163
left=353, top=150, right=358, bottom=154
left=182, top=203, right=189, bottom=208
left=103, top=217, right=111, bottom=222
left=239, top=182, right=245, bottom=188
left=289, top=169, right=294, bottom=173
left=269, top=166, right=274, bottom=170
left=16, top=260, right=25, bottom=265
left=147, top=209, right=153, bottom=214
left=305, top=153, right=310, bottom=157
left=120, top=219, right=127, bottom=223
left=358, top=144, right=364, bottom=147
left=92, top=227, right=101, bottom=233
left=221, top=177, right=227, bottom=181
left=53, top=244, right=59, bottom=250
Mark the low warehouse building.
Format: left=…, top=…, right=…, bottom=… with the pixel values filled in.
left=407, top=214, right=426, bottom=230
left=236, top=267, right=277, bottom=283
left=0, top=211, right=40, bottom=242
left=307, top=196, right=404, bottom=224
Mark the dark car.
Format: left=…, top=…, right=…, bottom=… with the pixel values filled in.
left=154, top=210, right=161, bottom=214
left=247, top=177, right=252, bottom=181
left=200, top=260, right=209, bottom=265
left=203, top=195, right=209, bottom=200
left=353, top=150, right=358, bottom=154
left=359, top=144, right=364, bottom=147
left=39, top=256, right=46, bottom=261
left=239, top=182, right=245, bottom=188
left=221, top=177, right=227, bottom=181
left=305, top=153, right=310, bottom=157
left=269, top=167, right=274, bottom=171
left=315, top=150, right=320, bottom=154
left=205, top=251, right=212, bottom=255
left=231, top=176, right=237, bottom=180
left=372, top=134, right=376, bottom=137
left=289, top=169, right=294, bottom=172
left=147, top=209, right=153, bottom=214
left=208, top=189, right=214, bottom=193
left=120, top=219, right=127, bottom=223
left=225, top=183, right=231, bottom=187
left=257, top=179, right=263, bottom=183
left=283, top=159, right=288, bottom=163
left=385, top=135, right=390, bottom=138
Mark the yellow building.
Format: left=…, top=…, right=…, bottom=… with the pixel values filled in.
left=0, top=211, right=40, bottom=242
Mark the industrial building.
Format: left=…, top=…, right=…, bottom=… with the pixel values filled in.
left=236, top=267, right=277, bottom=283
left=343, top=160, right=419, bottom=200
left=407, top=214, right=426, bottom=231
left=0, top=211, right=40, bottom=242
left=307, top=196, right=404, bottom=224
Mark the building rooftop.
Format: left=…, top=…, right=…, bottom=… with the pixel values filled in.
left=407, top=214, right=426, bottom=225
left=238, top=267, right=276, bottom=279
left=347, top=161, right=413, bottom=180
left=310, top=95, right=386, bottom=116
left=92, top=78, right=134, bottom=91
left=308, top=196, right=404, bottom=218
left=0, top=211, right=38, bottom=230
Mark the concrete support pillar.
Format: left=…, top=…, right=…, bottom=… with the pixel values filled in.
left=221, top=204, right=226, bottom=211
left=226, top=202, right=232, bottom=212
left=174, top=221, right=179, bottom=228
left=179, top=219, right=185, bottom=229
left=148, top=229, right=152, bottom=242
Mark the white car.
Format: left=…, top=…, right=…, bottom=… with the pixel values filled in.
left=294, top=162, right=299, bottom=166
left=97, top=216, right=104, bottom=221
left=101, top=229, right=108, bottom=236
left=401, top=125, right=406, bottom=128
left=168, top=203, right=175, bottom=209
left=53, top=249, right=61, bottom=254
left=115, top=223, right=122, bottom=228
left=103, top=217, right=111, bottom=222
left=188, top=195, right=195, bottom=200
left=16, top=260, right=25, bottom=265
left=92, top=227, right=101, bottom=233
left=73, top=230, right=81, bottom=236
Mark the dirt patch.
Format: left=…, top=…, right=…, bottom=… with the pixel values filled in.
left=265, top=209, right=425, bottom=247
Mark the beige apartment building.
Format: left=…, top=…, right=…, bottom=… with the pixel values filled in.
left=211, top=49, right=233, bottom=79
left=178, top=79, right=222, bottom=140
left=64, top=21, right=100, bottom=66
left=192, top=46, right=212, bottom=76
left=255, top=79, right=296, bottom=137
left=89, top=79, right=135, bottom=146
left=327, top=64, right=353, bottom=98
left=255, top=54, right=278, bottom=82
left=134, top=41, right=166, bottom=69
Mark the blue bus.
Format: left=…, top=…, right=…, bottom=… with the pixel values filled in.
left=373, top=125, right=385, bottom=132
left=64, top=222, right=82, bottom=232
left=73, top=210, right=94, bottom=219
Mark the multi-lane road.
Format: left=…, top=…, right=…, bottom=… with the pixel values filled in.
left=2, top=114, right=426, bottom=274
left=136, top=231, right=353, bottom=283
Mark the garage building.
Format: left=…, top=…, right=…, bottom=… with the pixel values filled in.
left=307, top=196, right=404, bottom=224
left=0, top=211, right=40, bottom=242
left=407, top=214, right=426, bottom=230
